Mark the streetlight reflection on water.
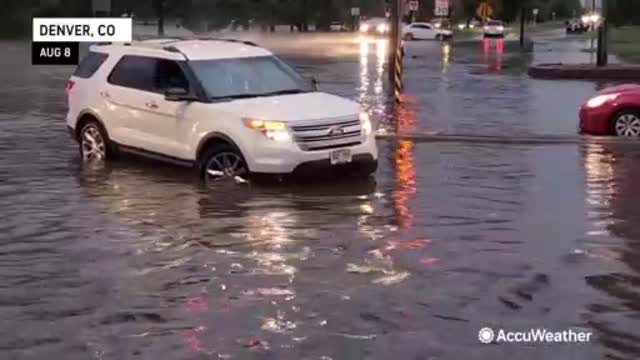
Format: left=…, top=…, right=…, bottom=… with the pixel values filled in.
left=359, top=38, right=388, bottom=100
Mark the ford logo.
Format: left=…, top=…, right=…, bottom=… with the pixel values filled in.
left=328, top=126, right=345, bottom=136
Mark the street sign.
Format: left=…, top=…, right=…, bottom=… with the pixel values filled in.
left=351, top=7, right=360, bottom=16
left=476, top=2, right=494, bottom=19
left=434, top=0, right=448, bottom=16
left=409, top=0, right=419, bottom=12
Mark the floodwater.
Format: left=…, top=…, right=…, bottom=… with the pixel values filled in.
left=1, top=30, right=640, bottom=359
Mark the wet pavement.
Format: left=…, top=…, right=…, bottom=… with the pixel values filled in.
left=2, top=30, right=640, bottom=359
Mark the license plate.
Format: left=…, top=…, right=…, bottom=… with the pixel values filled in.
left=330, top=149, right=352, bottom=165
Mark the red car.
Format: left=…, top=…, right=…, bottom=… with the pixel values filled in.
left=580, top=84, right=640, bottom=137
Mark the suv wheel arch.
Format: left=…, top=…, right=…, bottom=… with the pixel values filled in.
left=196, top=133, right=246, bottom=167
left=75, top=111, right=109, bottom=142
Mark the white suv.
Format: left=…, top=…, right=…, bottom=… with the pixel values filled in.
left=66, top=38, right=378, bottom=182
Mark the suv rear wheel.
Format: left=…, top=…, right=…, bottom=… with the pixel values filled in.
left=200, top=143, right=248, bottom=185
left=79, top=121, right=110, bottom=161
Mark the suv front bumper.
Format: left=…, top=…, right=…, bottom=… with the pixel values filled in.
left=244, top=133, right=378, bottom=175
left=291, top=154, right=377, bottom=176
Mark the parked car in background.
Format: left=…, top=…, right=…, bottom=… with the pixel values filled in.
left=483, top=20, right=505, bottom=38
left=330, top=21, right=348, bottom=32
left=565, top=19, right=588, bottom=34
left=580, top=84, right=640, bottom=137
left=403, top=22, right=453, bottom=40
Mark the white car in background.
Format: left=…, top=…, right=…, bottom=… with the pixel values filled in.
left=402, top=22, right=453, bottom=41
left=483, top=20, right=505, bottom=38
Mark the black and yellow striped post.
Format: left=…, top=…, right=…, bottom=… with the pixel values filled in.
left=393, top=42, right=405, bottom=103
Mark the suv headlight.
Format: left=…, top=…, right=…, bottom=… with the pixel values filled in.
left=243, top=118, right=291, bottom=142
left=360, top=112, right=372, bottom=136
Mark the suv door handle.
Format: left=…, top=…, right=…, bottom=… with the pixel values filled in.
left=99, top=90, right=110, bottom=99
left=145, top=101, right=158, bottom=109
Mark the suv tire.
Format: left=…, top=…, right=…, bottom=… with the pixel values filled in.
left=79, top=121, right=112, bottom=161
left=200, top=143, right=249, bottom=184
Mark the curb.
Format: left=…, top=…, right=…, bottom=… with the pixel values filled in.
left=375, top=132, right=640, bottom=146
left=529, top=63, right=640, bottom=80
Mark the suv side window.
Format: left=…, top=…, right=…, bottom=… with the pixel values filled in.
left=107, top=55, right=157, bottom=92
left=416, top=24, right=432, bottom=29
left=73, top=51, right=108, bottom=78
left=154, top=59, right=189, bottom=92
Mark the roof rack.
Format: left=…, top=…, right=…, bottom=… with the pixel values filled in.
left=96, top=36, right=257, bottom=47
left=94, top=41, right=131, bottom=46
left=135, top=35, right=258, bottom=47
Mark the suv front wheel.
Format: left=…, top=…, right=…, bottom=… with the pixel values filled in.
left=79, top=121, right=111, bottom=161
left=200, top=143, right=249, bottom=185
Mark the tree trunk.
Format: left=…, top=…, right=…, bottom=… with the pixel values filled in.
left=154, top=0, right=165, bottom=36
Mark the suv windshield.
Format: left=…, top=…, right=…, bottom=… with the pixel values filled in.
left=189, top=56, right=313, bottom=100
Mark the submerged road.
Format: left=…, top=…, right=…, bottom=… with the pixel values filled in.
left=1, top=30, right=640, bottom=359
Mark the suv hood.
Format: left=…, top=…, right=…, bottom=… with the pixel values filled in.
left=210, top=92, right=360, bottom=122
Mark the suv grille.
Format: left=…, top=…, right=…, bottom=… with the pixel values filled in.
left=290, top=118, right=362, bottom=151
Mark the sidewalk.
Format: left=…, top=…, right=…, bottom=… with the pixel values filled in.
left=526, top=28, right=640, bottom=79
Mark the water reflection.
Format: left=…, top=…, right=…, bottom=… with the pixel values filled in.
left=582, top=142, right=640, bottom=359
left=358, top=39, right=391, bottom=128
left=442, top=42, right=451, bottom=72
left=392, top=103, right=418, bottom=230
left=482, top=38, right=504, bottom=72
left=74, top=158, right=390, bottom=356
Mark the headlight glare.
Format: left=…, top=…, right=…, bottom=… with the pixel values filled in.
left=586, top=94, right=618, bottom=108
left=360, top=111, right=372, bottom=136
left=243, top=118, right=291, bottom=141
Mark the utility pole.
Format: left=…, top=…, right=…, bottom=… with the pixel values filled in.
left=597, top=0, right=609, bottom=66
left=519, top=6, right=526, bottom=48
left=154, top=0, right=165, bottom=36
left=388, top=0, right=400, bottom=83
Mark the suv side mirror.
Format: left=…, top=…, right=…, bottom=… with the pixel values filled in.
left=165, top=87, right=192, bottom=101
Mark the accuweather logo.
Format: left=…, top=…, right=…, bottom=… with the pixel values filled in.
left=478, top=327, right=593, bottom=344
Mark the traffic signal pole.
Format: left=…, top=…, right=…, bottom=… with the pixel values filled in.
left=388, top=0, right=400, bottom=83
left=519, top=7, right=526, bottom=48
left=596, top=0, right=609, bottom=66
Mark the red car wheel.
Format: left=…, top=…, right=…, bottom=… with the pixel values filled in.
left=612, top=109, right=640, bottom=137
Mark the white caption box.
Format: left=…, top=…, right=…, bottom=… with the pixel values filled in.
left=33, top=18, right=132, bottom=42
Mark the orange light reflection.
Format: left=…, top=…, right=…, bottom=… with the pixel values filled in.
left=393, top=103, right=417, bottom=230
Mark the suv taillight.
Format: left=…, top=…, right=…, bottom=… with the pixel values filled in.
left=66, top=80, right=75, bottom=92
left=65, top=80, right=75, bottom=107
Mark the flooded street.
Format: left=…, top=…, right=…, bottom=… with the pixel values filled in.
left=2, top=30, right=640, bottom=359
